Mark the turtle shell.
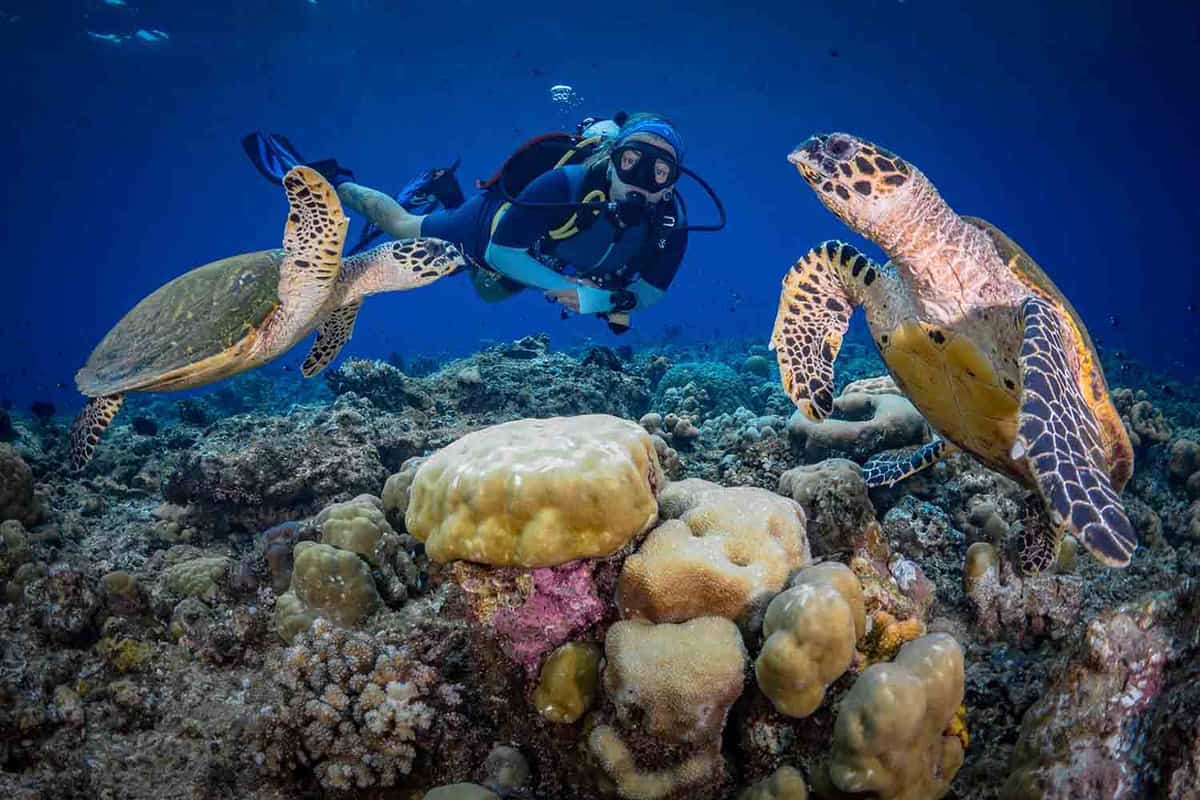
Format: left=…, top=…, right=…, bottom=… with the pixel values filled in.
left=962, top=216, right=1101, bottom=370
left=962, top=216, right=1132, bottom=489
left=76, top=250, right=286, bottom=396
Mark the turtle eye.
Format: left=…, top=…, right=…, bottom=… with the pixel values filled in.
left=828, top=136, right=853, bottom=158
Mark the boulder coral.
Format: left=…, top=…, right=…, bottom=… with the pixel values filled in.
left=406, top=415, right=663, bottom=567
left=786, top=376, right=929, bottom=463
left=822, top=633, right=966, bottom=800
left=274, top=541, right=379, bottom=642
left=755, top=562, right=866, bottom=718
left=602, top=617, right=747, bottom=745
left=618, top=478, right=809, bottom=628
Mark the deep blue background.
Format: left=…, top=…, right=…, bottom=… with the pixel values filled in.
left=3, top=1, right=1198, bottom=410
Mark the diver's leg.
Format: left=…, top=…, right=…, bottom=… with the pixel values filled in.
left=337, top=182, right=424, bottom=239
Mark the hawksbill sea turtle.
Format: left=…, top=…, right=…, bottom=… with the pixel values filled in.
left=70, top=166, right=465, bottom=469
left=771, top=132, right=1136, bottom=573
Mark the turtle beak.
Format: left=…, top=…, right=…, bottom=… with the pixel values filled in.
left=788, top=135, right=825, bottom=168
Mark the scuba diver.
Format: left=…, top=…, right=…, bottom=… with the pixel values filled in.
left=243, top=112, right=724, bottom=334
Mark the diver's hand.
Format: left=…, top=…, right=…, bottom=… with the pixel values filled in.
left=545, top=288, right=581, bottom=312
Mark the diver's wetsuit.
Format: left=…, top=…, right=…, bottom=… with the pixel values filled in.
left=419, top=164, right=687, bottom=310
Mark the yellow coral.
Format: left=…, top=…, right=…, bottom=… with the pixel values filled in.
left=861, top=611, right=926, bottom=663
left=406, top=415, right=663, bottom=567
left=97, top=636, right=153, bottom=673
left=158, top=556, right=230, bottom=601
left=755, top=562, right=865, bottom=718
left=603, top=617, right=746, bottom=744
left=317, top=494, right=398, bottom=567
left=532, top=641, right=602, bottom=724
left=588, top=724, right=719, bottom=800
left=827, top=633, right=966, bottom=800
left=618, top=480, right=809, bottom=624
left=275, top=541, right=379, bottom=642
left=946, top=703, right=970, bottom=750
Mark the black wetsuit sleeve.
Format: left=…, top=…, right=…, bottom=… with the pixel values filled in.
left=490, top=169, right=574, bottom=249
left=636, top=224, right=688, bottom=291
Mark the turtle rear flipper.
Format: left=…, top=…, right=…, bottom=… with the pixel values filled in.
left=276, top=166, right=349, bottom=334
left=70, top=394, right=124, bottom=470
left=771, top=241, right=895, bottom=420
left=302, top=300, right=362, bottom=377
left=1013, top=296, right=1136, bottom=568
left=863, top=439, right=954, bottom=488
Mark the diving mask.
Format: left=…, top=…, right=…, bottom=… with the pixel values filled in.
left=610, top=141, right=679, bottom=193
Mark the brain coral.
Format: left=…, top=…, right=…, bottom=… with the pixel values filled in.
left=406, top=415, right=663, bottom=567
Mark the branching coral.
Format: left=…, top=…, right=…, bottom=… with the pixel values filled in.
left=254, top=618, right=444, bottom=791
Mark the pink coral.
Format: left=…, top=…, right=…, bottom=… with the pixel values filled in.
left=491, top=560, right=607, bottom=676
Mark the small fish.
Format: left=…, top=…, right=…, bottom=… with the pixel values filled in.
left=829, top=48, right=840, bottom=58
left=1187, top=303, right=1196, bottom=313
left=1107, top=314, right=1120, bottom=328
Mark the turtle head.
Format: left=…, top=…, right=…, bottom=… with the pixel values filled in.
left=789, top=133, right=920, bottom=238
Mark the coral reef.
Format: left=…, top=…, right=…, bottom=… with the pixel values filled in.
left=1, top=337, right=1195, bottom=800
left=0, top=443, right=41, bottom=526
left=1003, top=582, right=1200, bottom=799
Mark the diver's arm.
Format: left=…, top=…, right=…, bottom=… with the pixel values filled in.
left=336, top=182, right=422, bottom=239
left=486, top=170, right=581, bottom=291
left=484, top=242, right=578, bottom=291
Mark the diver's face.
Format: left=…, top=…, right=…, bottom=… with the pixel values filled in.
left=609, top=133, right=677, bottom=204
left=788, top=133, right=916, bottom=236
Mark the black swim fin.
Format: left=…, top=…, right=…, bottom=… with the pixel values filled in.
left=242, top=132, right=305, bottom=184
left=347, top=159, right=465, bottom=256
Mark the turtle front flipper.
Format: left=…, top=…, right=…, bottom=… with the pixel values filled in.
left=275, top=166, right=350, bottom=336
left=771, top=241, right=895, bottom=420
left=70, top=394, right=124, bottom=470
left=1014, top=296, right=1136, bottom=568
left=863, top=439, right=955, bottom=488
left=302, top=299, right=362, bottom=377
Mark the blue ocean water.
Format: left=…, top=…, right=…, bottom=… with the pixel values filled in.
left=2, top=0, right=1197, bottom=411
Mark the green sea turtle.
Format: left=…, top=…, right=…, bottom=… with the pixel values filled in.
left=71, top=166, right=465, bottom=469
left=772, top=133, right=1135, bottom=573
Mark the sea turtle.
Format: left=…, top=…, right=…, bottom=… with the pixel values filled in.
left=70, top=165, right=465, bottom=469
left=772, top=132, right=1136, bottom=573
